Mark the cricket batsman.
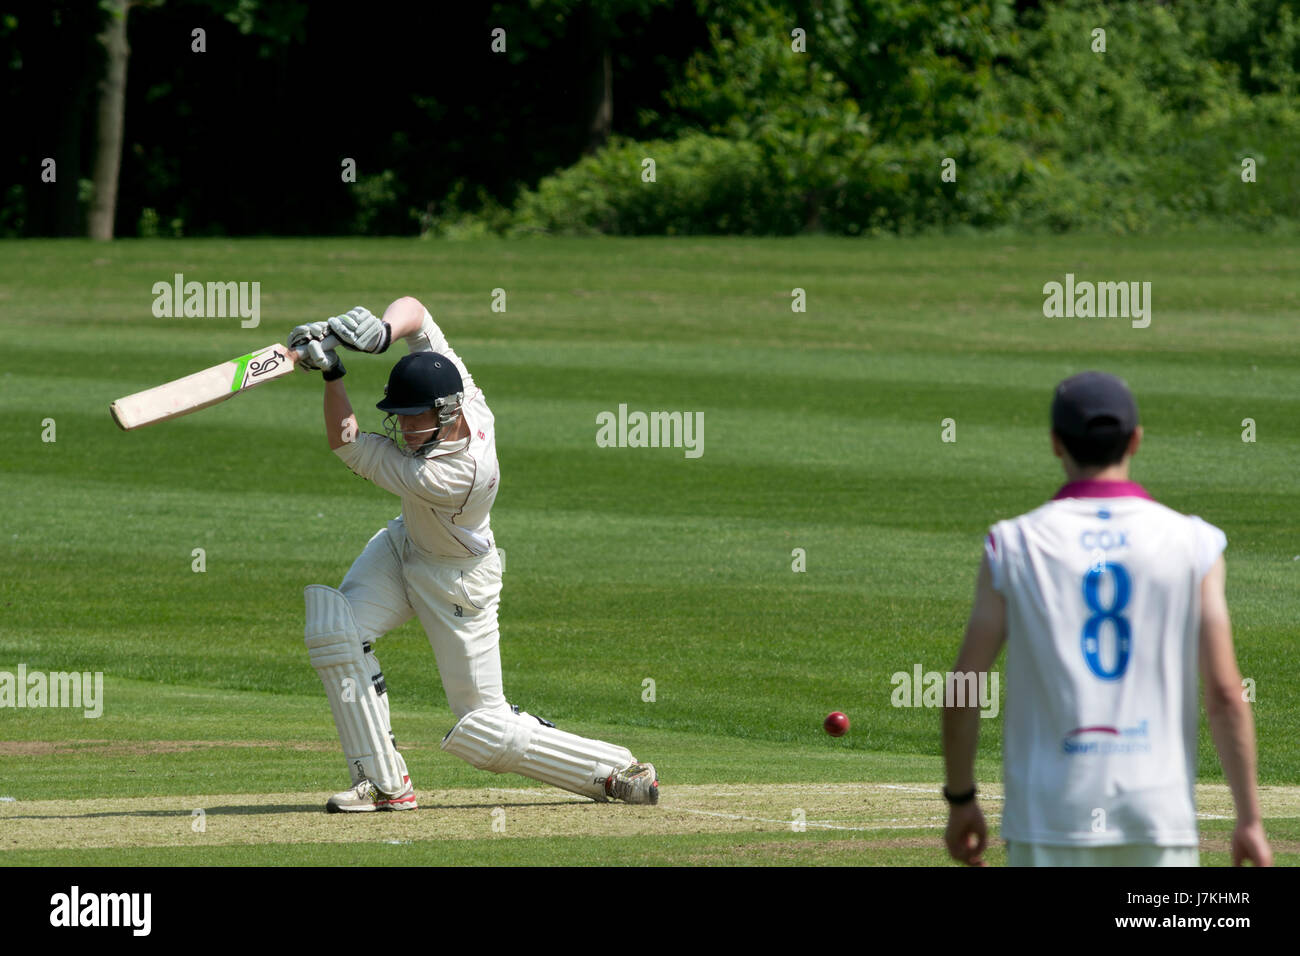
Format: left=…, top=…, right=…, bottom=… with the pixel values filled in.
left=941, top=371, right=1271, bottom=866
left=287, top=298, right=659, bottom=812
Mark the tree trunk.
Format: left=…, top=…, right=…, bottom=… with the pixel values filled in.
left=803, top=189, right=823, bottom=232
left=584, top=48, right=612, bottom=155
left=88, top=0, right=131, bottom=241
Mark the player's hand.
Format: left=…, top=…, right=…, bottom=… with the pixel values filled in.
left=328, top=307, right=390, bottom=354
left=288, top=321, right=341, bottom=373
left=945, top=801, right=989, bottom=867
left=297, top=342, right=343, bottom=374
left=1231, top=820, right=1273, bottom=866
left=288, top=320, right=330, bottom=351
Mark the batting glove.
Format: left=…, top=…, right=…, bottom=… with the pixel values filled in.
left=289, top=320, right=345, bottom=375
left=299, top=340, right=343, bottom=374
left=288, top=320, right=331, bottom=351
left=328, top=307, right=390, bottom=354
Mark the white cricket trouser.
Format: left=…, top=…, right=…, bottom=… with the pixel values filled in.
left=341, top=517, right=507, bottom=718
left=1007, top=842, right=1200, bottom=867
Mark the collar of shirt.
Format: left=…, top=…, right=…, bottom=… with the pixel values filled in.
left=1052, top=479, right=1151, bottom=500
left=420, top=435, right=471, bottom=459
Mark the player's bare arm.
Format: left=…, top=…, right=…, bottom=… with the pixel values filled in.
left=379, top=296, right=429, bottom=339
left=324, top=379, right=357, bottom=451
left=284, top=317, right=355, bottom=450
left=942, top=552, right=1006, bottom=866
left=1199, top=555, right=1273, bottom=866
left=289, top=299, right=437, bottom=451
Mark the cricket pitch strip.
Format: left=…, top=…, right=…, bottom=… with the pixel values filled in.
left=1, top=782, right=1296, bottom=854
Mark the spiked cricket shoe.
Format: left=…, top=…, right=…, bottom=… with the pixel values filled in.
left=326, top=774, right=418, bottom=813
left=605, top=762, right=659, bottom=805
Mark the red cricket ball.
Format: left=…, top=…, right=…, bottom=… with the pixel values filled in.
left=823, top=711, right=849, bottom=737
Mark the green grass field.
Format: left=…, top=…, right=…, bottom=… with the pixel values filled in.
left=2, top=235, right=1297, bottom=865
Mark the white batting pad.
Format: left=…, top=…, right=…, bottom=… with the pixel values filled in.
left=304, top=585, right=406, bottom=795
left=441, top=707, right=634, bottom=801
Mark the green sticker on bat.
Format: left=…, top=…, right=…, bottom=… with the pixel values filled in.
left=230, top=353, right=253, bottom=391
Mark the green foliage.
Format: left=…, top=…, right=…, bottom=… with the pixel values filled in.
left=1192, top=0, right=1300, bottom=97
left=489, top=0, right=675, bottom=57
left=464, top=0, right=1024, bottom=237
left=350, top=169, right=402, bottom=236
left=22, top=0, right=1294, bottom=238
left=0, top=183, right=24, bottom=237
left=215, top=0, right=307, bottom=57
left=412, top=179, right=514, bottom=239
left=136, top=206, right=159, bottom=238
left=1147, top=94, right=1300, bottom=229
left=991, top=2, right=1239, bottom=157
left=668, top=4, right=872, bottom=230
left=663, top=0, right=1015, bottom=232
left=489, top=0, right=1299, bottom=236
left=774, top=0, right=1012, bottom=141
left=507, top=132, right=799, bottom=236
left=986, top=0, right=1296, bottom=233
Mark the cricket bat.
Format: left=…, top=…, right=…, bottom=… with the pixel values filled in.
left=109, top=334, right=339, bottom=430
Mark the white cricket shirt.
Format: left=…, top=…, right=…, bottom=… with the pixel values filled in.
left=986, top=480, right=1226, bottom=846
left=334, top=311, right=500, bottom=558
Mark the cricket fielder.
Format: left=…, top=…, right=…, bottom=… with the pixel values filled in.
left=289, top=298, right=659, bottom=812
left=941, top=371, right=1271, bottom=866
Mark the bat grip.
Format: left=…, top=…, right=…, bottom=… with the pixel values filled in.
left=292, top=332, right=341, bottom=356
left=287, top=332, right=343, bottom=373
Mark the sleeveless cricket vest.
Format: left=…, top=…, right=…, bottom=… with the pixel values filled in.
left=985, top=480, right=1226, bottom=846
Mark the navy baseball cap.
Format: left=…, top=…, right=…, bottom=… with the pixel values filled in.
left=1051, top=371, right=1139, bottom=437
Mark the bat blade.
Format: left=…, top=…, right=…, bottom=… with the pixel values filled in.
left=109, top=335, right=331, bottom=430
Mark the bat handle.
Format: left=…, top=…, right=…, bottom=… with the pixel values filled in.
left=289, top=332, right=342, bottom=364
left=291, top=332, right=341, bottom=355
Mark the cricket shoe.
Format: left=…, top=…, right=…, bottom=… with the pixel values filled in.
left=325, top=775, right=418, bottom=813
left=605, top=762, right=659, bottom=805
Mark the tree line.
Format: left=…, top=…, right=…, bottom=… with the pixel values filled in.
left=3, top=0, right=1296, bottom=239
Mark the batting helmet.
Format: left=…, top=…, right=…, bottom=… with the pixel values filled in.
left=377, top=352, right=465, bottom=455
